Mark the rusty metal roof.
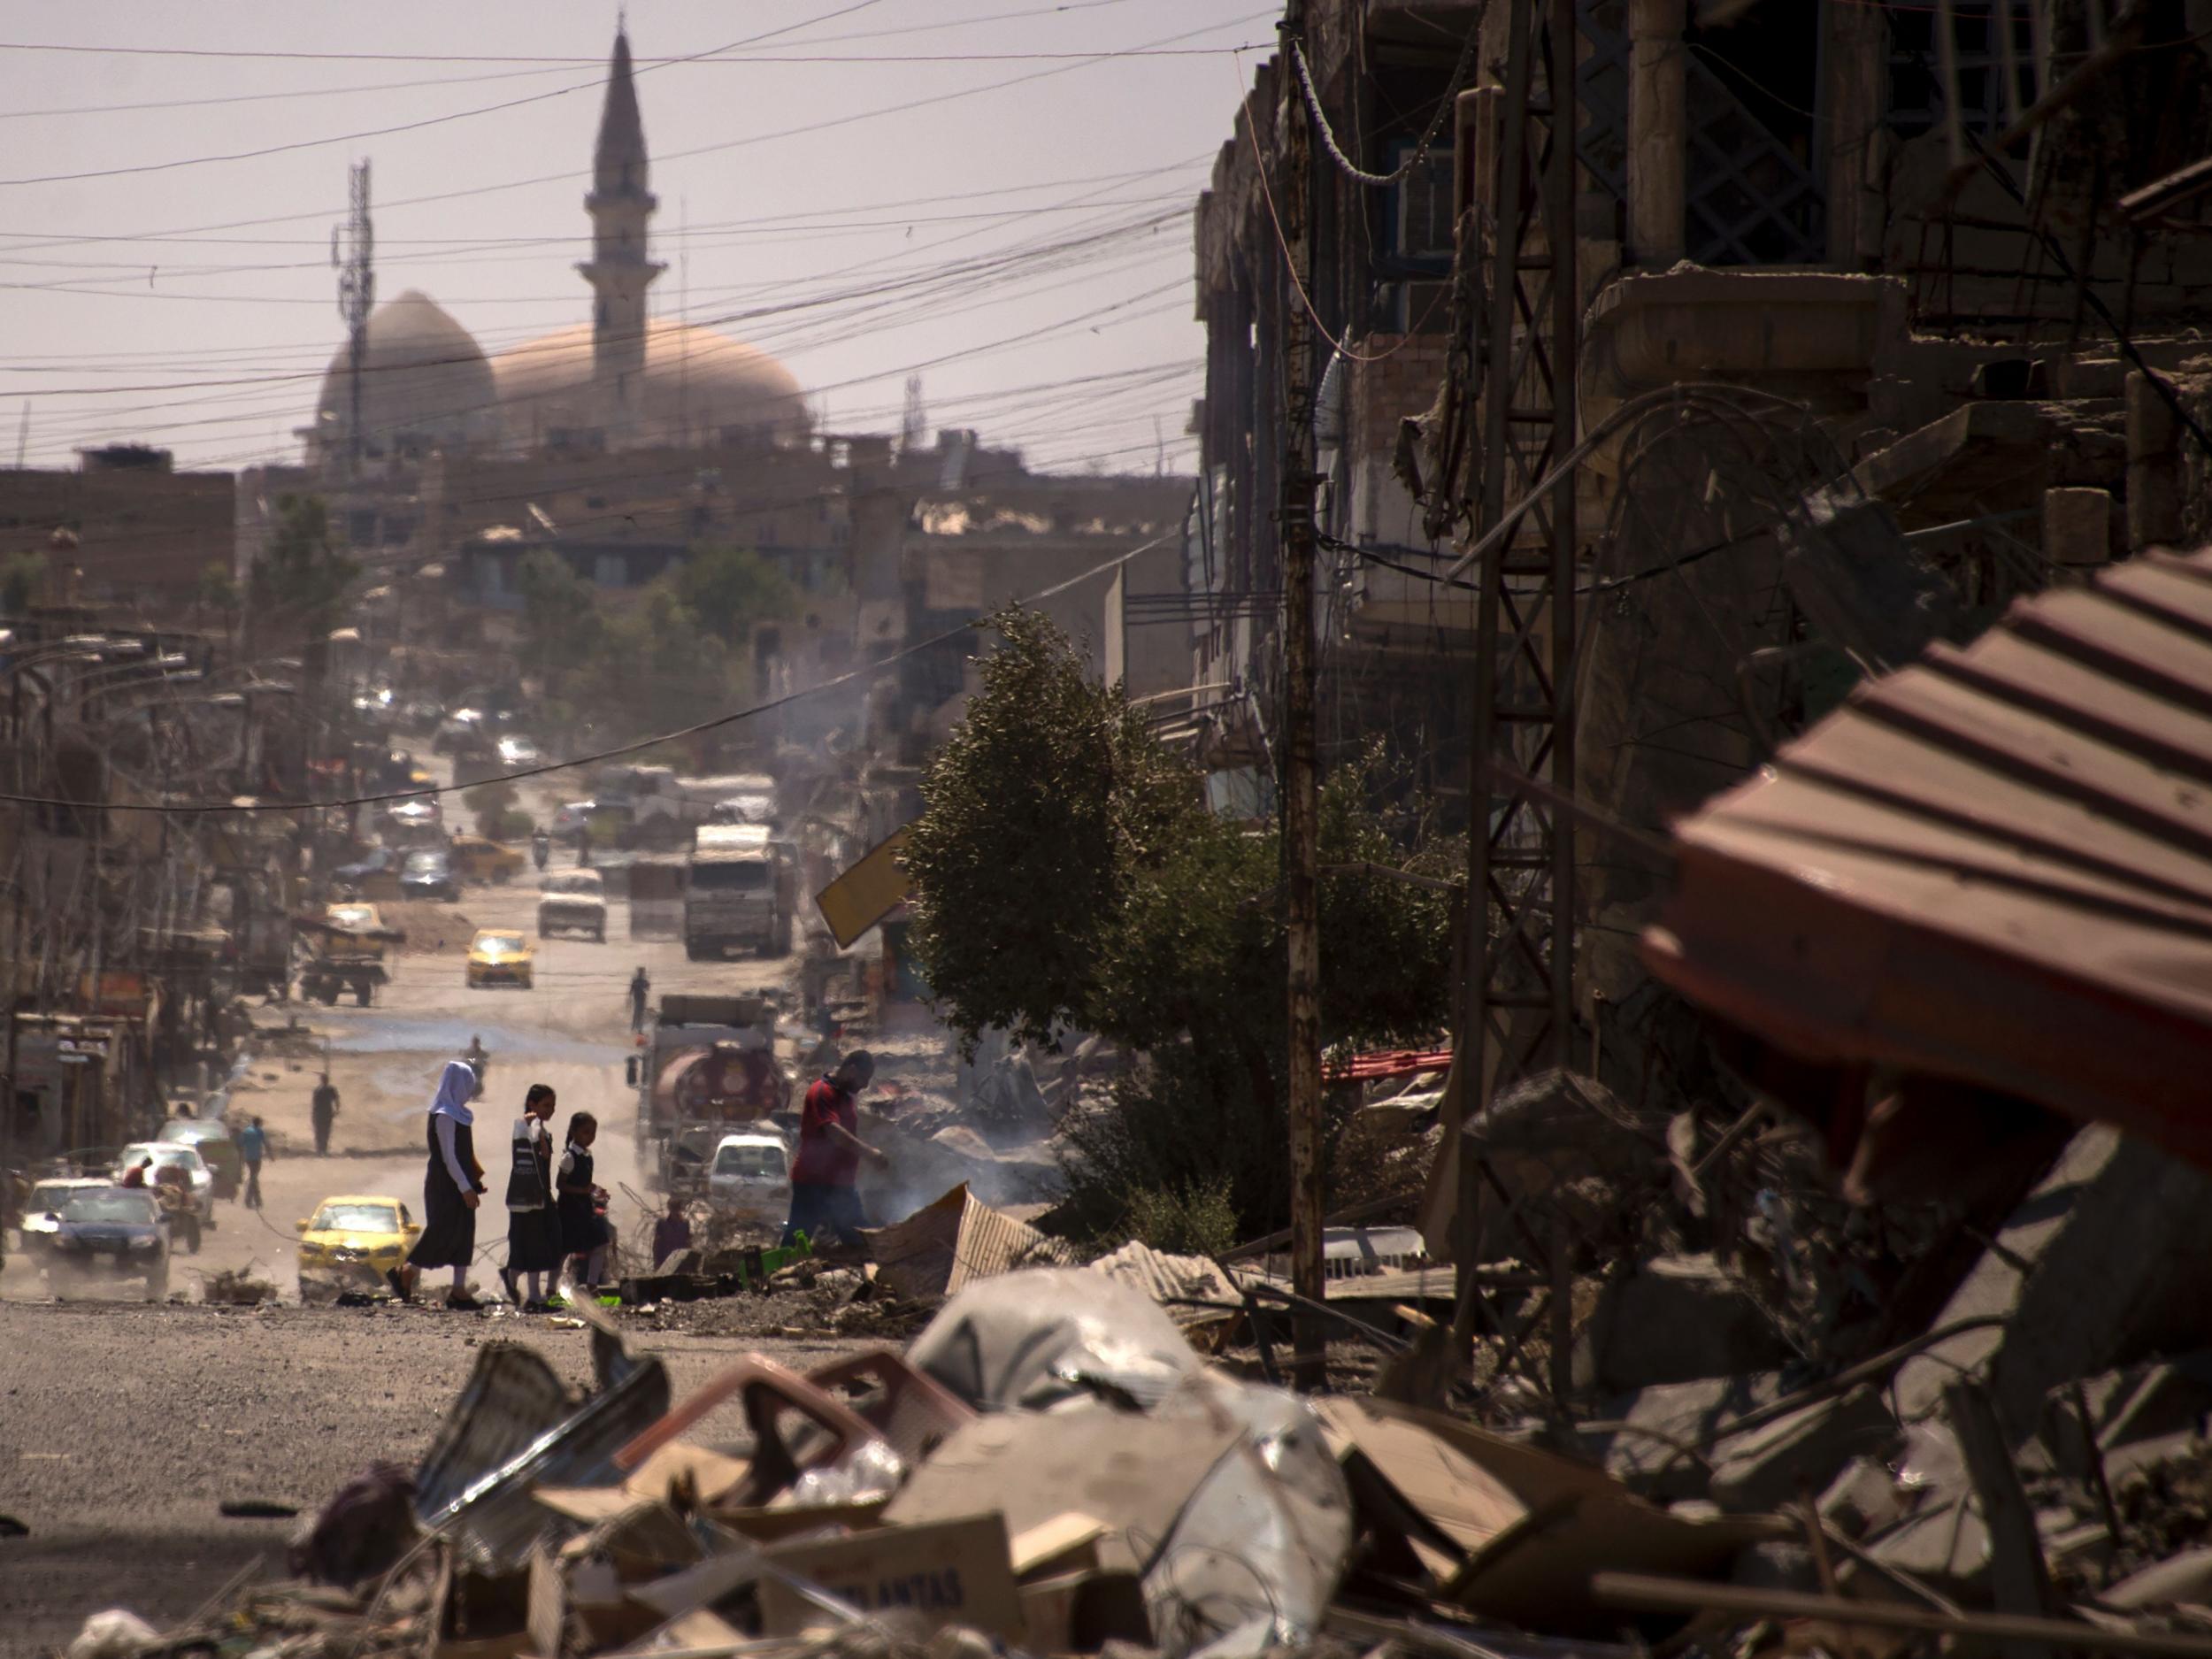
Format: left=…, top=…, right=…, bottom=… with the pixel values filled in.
left=1643, top=547, right=2212, bottom=1171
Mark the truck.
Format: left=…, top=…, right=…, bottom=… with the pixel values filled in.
left=627, top=994, right=791, bottom=1193
left=592, top=766, right=780, bottom=849
left=683, top=824, right=792, bottom=960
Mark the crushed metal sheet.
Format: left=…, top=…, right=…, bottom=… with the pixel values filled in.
left=862, top=1180, right=1073, bottom=1302
left=1646, top=546, right=2212, bottom=1175
left=1087, top=1238, right=1241, bottom=1325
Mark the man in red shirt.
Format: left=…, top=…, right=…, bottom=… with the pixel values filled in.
left=781, top=1051, right=887, bottom=1251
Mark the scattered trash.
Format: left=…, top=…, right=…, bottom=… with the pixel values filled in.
left=199, top=1267, right=281, bottom=1306
left=218, top=1498, right=299, bottom=1519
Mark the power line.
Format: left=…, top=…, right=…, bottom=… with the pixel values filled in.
left=0, top=532, right=1181, bottom=815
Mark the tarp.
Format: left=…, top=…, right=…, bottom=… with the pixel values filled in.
left=1644, top=547, right=2212, bottom=1172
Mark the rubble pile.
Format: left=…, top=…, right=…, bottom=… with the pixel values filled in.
left=64, top=1107, right=2212, bottom=1659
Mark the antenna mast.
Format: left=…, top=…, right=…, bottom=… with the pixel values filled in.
left=334, top=159, right=374, bottom=477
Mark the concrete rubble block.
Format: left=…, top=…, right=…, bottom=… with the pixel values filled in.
left=2041, top=1350, right=2212, bottom=1487
left=1589, top=1252, right=1797, bottom=1394
left=1594, top=1371, right=1788, bottom=1502
left=1819, top=1455, right=1909, bottom=1541
left=1890, top=1128, right=2212, bottom=1442
left=1708, top=1385, right=1898, bottom=1515
left=2043, top=486, right=2115, bottom=567
left=1463, top=1069, right=1667, bottom=1263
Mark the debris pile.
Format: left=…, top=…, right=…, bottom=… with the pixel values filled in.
left=66, top=1103, right=2212, bottom=1659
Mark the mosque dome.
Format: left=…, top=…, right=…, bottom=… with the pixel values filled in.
left=489, top=317, right=810, bottom=451
left=312, top=288, right=502, bottom=462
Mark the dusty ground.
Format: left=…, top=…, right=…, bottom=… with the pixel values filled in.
left=0, top=1299, right=864, bottom=1656
left=0, top=826, right=855, bottom=1653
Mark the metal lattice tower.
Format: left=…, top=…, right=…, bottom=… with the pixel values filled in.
left=333, top=159, right=374, bottom=477
left=1462, top=0, right=1581, bottom=1108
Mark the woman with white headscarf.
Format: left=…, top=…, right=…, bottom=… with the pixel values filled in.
left=389, top=1059, right=488, bottom=1307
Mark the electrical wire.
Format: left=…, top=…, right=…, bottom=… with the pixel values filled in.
left=0, top=531, right=1180, bottom=815
left=1286, top=19, right=1483, bottom=188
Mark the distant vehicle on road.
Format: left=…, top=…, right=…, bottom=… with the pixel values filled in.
left=17, top=1176, right=108, bottom=1252
left=156, top=1118, right=242, bottom=1201
left=684, top=824, right=790, bottom=959
left=538, top=869, right=608, bottom=941
left=299, top=900, right=394, bottom=1007
left=115, top=1143, right=215, bottom=1227
left=296, top=1194, right=419, bottom=1300
left=432, top=710, right=484, bottom=753
left=466, top=929, right=535, bottom=990
left=497, top=733, right=545, bottom=767
left=46, top=1187, right=171, bottom=1298
left=706, top=1131, right=792, bottom=1221
left=401, top=848, right=457, bottom=902
left=449, top=833, right=524, bottom=885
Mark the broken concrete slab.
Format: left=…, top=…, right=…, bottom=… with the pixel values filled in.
left=1890, top=1129, right=2212, bottom=1443
left=1708, top=1386, right=1897, bottom=1514
left=1591, top=1372, right=1789, bottom=1502
left=1587, top=1253, right=1795, bottom=1394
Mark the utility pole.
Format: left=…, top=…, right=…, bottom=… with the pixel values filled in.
left=334, top=159, right=374, bottom=480
left=1277, top=0, right=1326, bottom=1386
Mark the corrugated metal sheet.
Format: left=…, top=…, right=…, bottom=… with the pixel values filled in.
left=1644, top=547, right=2212, bottom=1171
left=1088, top=1239, right=1242, bottom=1325
left=866, top=1182, right=1074, bottom=1301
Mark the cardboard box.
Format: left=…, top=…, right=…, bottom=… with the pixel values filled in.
left=757, top=1513, right=1022, bottom=1641
left=1018, top=1568, right=1152, bottom=1654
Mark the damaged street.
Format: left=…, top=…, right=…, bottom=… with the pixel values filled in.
left=12, top=4, right=2212, bottom=1659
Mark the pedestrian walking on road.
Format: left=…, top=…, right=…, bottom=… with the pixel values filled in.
left=576, top=825, right=593, bottom=868
left=236, top=1117, right=269, bottom=1210
left=391, top=1060, right=487, bottom=1309
left=531, top=827, right=550, bottom=873
left=556, top=1112, right=611, bottom=1297
left=502, top=1083, right=563, bottom=1310
left=628, top=967, right=650, bottom=1033
left=781, top=1050, right=887, bottom=1252
left=311, top=1074, right=341, bottom=1156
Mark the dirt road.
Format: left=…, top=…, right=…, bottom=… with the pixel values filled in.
left=0, top=856, right=819, bottom=1652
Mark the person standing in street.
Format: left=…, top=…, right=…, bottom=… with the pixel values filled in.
left=502, top=1083, right=563, bottom=1311
left=628, top=967, right=651, bottom=1033
left=391, top=1060, right=487, bottom=1309
left=236, top=1116, right=269, bottom=1210
left=651, top=1194, right=692, bottom=1268
left=556, top=1112, right=611, bottom=1297
left=531, top=826, right=550, bottom=872
left=780, top=1050, right=887, bottom=1252
left=311, top=1075, right=341, bottom=1156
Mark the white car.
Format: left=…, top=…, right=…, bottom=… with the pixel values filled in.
left=115, top=1142, right=216, bottom=1225
left=706, top=1132, right=792, bottom=1221
left=549, top=800, right=598, bottom=838
left=17, top=1177, right=109, bottom=1252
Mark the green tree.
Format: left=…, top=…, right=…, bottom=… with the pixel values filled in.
left=515, top=548, right=605, bottom=687
left=902, top=608, right=1203, bottom=1056
left=0, top=550, right=46, bottom=615
left=194, top=560, right=240, bottom=617
left=584, top=580, right=733, bottom=737
left=250, top=495, right=358, bottom=621
left=677, top=545, right=795, bottom=647
left=906, top=611, right=1457, bottom=1239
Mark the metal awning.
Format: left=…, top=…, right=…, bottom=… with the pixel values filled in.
left=1643, top=547, right=2212, bottom=1172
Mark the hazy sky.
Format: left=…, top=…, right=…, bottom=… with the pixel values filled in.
left=0, top=1, right=1271, bottom=477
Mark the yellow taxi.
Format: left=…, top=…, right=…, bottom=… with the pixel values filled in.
left=296, top=1194, right=419, bottom=1297
left=466, top=928, right=535, bottom=989
left=449, top=834, right=526, bottom=885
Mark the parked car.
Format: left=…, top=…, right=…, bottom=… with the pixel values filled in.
left=17, top=1176, right=109, bottom=1252
left=296, top=1194, right=419, bottom=1301
left=156, top=1118, right=243, bottom=1201
left=538, top=869, right=608, bottom=941
left=45, top=1186, right=170, bottom=1298
left=449, top=833, right=525, bottom=885
left=115, top=1142, right=215, bottom=1226
left=386, top=798, right=442, bottom=833
left=706, top=1131, right=792, bottom=1222
left=465, top=929, right=535, bottom=990
left=401, top=848, right=457, bottom=902
left=496, top=734, right=545, bottom=767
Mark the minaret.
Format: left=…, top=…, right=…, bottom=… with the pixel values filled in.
left=579, top=26, right=664, bottom=444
